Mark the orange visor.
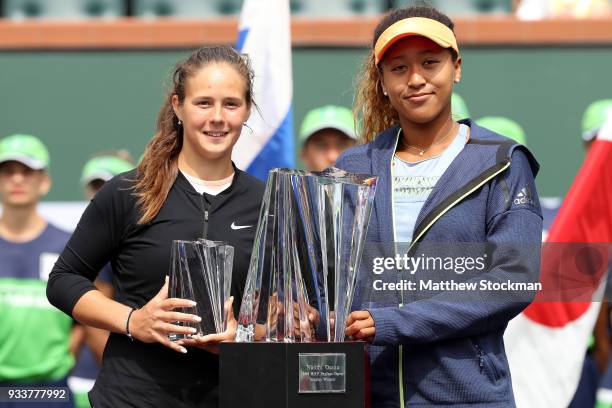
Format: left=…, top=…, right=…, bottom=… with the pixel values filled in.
left=374, top=17, right=459, bottom=65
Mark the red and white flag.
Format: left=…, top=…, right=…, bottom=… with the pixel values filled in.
left=505, top=116, right=612, bottom=407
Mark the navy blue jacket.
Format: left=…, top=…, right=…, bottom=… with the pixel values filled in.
left=336, top=120, right=543, bottom=407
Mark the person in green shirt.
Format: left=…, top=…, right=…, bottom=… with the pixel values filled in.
left=0, top=134, right=75, bottom=408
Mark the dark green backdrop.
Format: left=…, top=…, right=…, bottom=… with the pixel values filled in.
left=0, top=46, right=610, bottom=201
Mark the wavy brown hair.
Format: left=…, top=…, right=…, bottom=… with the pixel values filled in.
left=134, top=46, right=254, bottom=224
left=354, top=5, right=456, bottom=143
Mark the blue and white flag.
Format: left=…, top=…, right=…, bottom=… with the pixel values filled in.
left=233, top=0, right=295, bottom=180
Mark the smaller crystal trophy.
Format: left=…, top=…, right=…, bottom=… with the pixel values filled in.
left=168, top=239, right=233, bottom=341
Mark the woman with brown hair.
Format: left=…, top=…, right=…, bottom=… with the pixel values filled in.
left=47, top=46, right=265, bottom=407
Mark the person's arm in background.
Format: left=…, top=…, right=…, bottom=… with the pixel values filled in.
left=68, top=323, right=86, bottom=359
left=68, top=250, right=116, bottom=363
left=84, top=325, right=109, bottom=364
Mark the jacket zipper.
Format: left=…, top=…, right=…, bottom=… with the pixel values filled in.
left=396, top=160, right=511, bottom=406
left=471, top=339, right=501, bottom=381
left=471, top=340, right=486, bottom=373
left=201, top=195, right=210, bottom=239
left=389, top=129, right=406, bottom=408
left=406, top=161, right=511, bottom=254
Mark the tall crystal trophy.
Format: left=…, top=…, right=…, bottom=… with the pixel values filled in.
left=168, top=239, right=233, bottom=340
left=221, top=168, right=377, bottom=408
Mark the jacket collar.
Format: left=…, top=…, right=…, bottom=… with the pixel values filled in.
left=370, top=119, right=539, bottom=242
left=370, top=125, right=401, bottom=240
left=174, top=161, right=246, bottom=198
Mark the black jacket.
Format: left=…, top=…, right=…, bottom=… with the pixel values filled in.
left=47, top=166, right=264, bottom=408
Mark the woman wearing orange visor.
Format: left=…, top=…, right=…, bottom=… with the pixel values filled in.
left=337, top=5, right=542, bottom=407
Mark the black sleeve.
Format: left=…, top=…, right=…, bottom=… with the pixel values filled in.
left=46, top=174, right=132, bottom=317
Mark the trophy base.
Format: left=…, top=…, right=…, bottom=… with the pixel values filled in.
left=220, top=341, right=369, bottom=408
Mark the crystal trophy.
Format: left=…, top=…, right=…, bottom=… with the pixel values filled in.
left=235, top=167, right=377, bottom=343
left=168, top=239, right=234, bottom=340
